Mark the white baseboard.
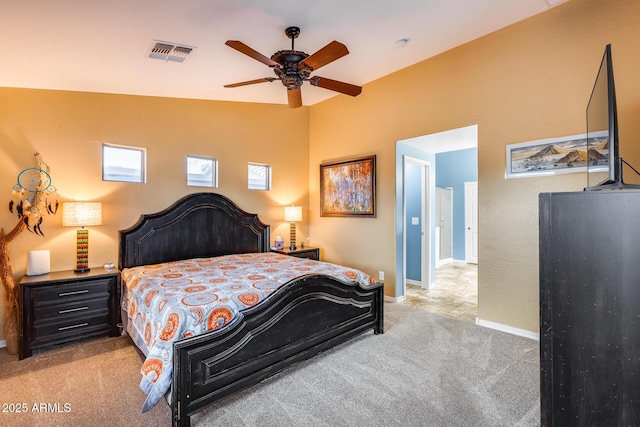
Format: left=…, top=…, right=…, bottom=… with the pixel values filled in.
left=476, top=318, right=539, bottom=341
left=384, top=295, right=405, bottom=303
left=405, top=279, right=420, bottom=287
left=435, top=257, right=453, bottom=268
left=0, top=340, right=5, bottom=349
left=406, top=278, right=435, bottom=290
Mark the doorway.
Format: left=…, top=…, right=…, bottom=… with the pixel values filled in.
left=396, top=124, right=478, bottom=301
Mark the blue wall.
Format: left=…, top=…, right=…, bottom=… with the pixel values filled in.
left=435, top=148, right=478, bottom=261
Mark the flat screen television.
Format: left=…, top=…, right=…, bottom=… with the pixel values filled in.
left=585, top=44, right=640, bottom=190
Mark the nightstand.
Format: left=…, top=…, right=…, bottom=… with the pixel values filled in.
left=19, top=268, right=120, bottom=359
left=272, top=246, right=320, bottom=260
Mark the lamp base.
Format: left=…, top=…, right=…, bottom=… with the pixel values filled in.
left=75, top=228, right=90, bottom=273
left=289, top=222, right=297, bottom=252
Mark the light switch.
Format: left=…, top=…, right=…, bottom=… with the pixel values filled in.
left=411, top=217, right=419, bottom=225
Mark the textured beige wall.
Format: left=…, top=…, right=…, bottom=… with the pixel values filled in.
left=0, top=89, right=309, bottom=342
left=308, top=0, right=640, bottom=332
left=2, top=0, right=639, bottom=344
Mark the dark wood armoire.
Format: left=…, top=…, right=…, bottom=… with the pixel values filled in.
left=539, top=190, right=640, bottom=426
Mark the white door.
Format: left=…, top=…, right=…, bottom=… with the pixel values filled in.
left=403, top=156, right=431, bottom=291
left=464, top=181, right=478, bottom=264
left=436, top=187, right=453, bottom=266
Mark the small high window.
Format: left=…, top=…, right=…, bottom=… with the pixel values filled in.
left=248, top=163, right=271, bottom=191
left=187, top=155, right=218, bottom=187
left=102, top=143, right=146, bottom=183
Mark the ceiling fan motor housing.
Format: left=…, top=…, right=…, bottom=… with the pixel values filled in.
left=271, top=50, right=310, bottom=89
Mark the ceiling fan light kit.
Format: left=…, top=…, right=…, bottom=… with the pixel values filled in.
left=225, top=26, right=362, bottom=108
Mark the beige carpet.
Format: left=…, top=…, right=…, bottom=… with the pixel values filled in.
left=0, top=302, right=539, bottom=426
left=0, top=335, right=170, bottom=427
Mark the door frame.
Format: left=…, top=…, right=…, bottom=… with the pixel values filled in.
left=402, top=156, right=431, bottom=293
left=464, top=181, right=479, bottom=264
left=435, top=187, right=453, bottom=268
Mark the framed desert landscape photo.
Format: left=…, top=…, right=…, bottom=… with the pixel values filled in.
left=505, top=131, right=609, bottom=178
left=320, top=155, right=376, bottom=217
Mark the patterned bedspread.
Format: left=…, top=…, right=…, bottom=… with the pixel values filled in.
left=121, top=252, right=375, bottom=412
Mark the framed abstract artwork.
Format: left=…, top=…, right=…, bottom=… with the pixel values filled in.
left=320, top=155, right=376, bottom=217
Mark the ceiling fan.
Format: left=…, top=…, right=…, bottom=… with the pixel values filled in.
left=224, top=26, right=362, bottom=108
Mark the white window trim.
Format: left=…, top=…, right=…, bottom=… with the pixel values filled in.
left=102, top=143, right=146, bottom=183
left=187, top=155, right=218, bottom=188
left=248, top=162, right=272, bottom=191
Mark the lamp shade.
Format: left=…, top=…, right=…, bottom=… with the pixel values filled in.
left=62, top=202, right=102, bottom=227
left=284, top=206, right=302, bottom=222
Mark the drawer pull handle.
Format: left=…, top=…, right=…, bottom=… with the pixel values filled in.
left=58, top=306, right=89, bottom=314
left=58, top=323, right=89, bottom=331
left=58, top=290, right=89, bottom=297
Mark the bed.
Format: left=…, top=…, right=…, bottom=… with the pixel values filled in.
left=118, top=192, right=384, bottom=427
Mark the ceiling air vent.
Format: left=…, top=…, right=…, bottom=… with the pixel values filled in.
left=149, top=42, right=194, bottom=63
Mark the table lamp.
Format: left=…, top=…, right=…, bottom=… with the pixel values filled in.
left=62, top=201, right=102, bottom=272
left=283, top=205, right=302, bottom=250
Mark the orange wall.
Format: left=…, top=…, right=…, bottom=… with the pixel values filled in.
left=2, top=0, right=640, bottom=343
left=309, top=0, right=640, bottom=332
left=0, top=90, right=309, bottom=343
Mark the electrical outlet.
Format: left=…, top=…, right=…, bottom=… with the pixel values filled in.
left=378, top=271, right=384, bottom=281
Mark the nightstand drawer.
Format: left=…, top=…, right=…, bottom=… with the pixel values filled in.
left=34, top=296, right=109, bottom=322
left=32, top=278, right=110, bottom=304
left=33, top=309, right=110, bottom=339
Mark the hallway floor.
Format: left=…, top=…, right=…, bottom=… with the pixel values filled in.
left=403, top=261, right=478, bottom=323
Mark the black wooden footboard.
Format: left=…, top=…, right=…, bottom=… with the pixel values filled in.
left=172, top=275, right=384, bottom=427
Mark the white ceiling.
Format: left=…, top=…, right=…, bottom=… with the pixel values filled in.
left=1, top=0, right=563, bottom=107
left=401, top=124, right=479, bottom=152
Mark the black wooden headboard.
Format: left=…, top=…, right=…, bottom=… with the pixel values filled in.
left=118, top=193, right=270, bottom=270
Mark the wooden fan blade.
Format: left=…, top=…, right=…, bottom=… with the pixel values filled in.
left=225, top=40, right=280, bottom=68
left=310, top=76, right=362, bottom=97
left=288, top=88, right=302, bottom=108
left=224, top=78, right=276, bottom=88
left=299, top=41, right=349, bottom=71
